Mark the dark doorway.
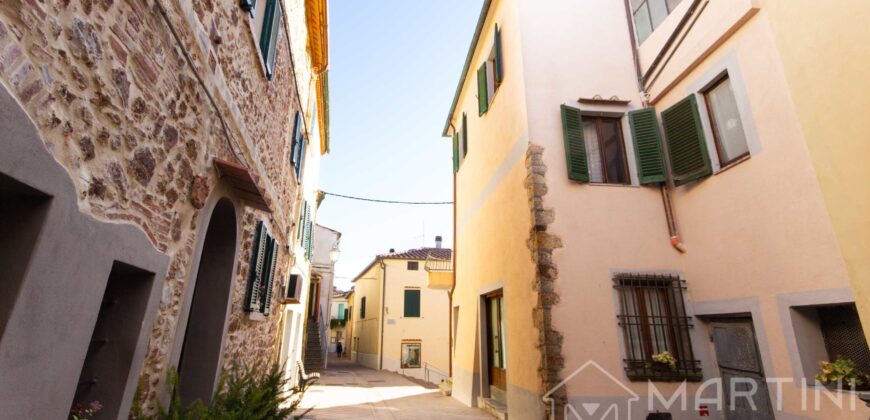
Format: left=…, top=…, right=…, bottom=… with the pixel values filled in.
left=484, top=291, right=506, bottom=402
left=177, top=199, right=237, bottom=405
left=710, top=318, right=774, bottom=420
left=0, top=172, right=50, bottom=339
left=71, top=262, right=155, bottom=419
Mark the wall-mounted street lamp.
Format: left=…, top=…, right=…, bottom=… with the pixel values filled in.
left=329, top=242, right=341, bottom=264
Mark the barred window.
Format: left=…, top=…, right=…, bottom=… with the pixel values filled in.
left=615, top=274, right=702, bottom=381
left=818, top=304, right=870, bottom=374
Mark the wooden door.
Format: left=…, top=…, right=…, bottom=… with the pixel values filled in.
left=711, top=319, right=774, bottom=420
left=485, top=293, right=506, bottom=394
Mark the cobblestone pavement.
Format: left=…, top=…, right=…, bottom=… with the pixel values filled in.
left=298, top=356, right=492, bottom=419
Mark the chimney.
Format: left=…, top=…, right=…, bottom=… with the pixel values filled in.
left=435, top=236, right=443, bottom=249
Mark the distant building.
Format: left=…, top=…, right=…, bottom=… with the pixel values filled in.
left=350, top=238, right=452, bottom=385
left=442, top=0, right=870, bottom=419
left=328, top=289, right=350, bottom=354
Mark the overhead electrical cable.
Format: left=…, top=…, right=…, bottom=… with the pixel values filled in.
left=320, top=191, right=453, bottom=205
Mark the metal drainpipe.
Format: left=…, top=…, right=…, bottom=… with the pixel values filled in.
left=622, top=0, right=687, bottom=253
left=379, top=261, right=386, bottom=370
left=448, top=123, right=458, bottom=378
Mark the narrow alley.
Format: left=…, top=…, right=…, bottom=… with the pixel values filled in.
left=300, top=357, right=490, bottom=420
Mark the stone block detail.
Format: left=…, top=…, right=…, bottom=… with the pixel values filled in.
left=524, top=143, right=566, bottom=419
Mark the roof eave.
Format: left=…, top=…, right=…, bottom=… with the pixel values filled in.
left=441, top=0, right=493, bottom=138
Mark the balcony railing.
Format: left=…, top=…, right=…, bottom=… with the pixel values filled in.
left=425, top=252, right=453, bottom=289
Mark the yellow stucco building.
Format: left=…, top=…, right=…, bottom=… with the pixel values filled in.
left=443, top=0, right=870, bottom=419
left=350, top=242, right=453, bottom=384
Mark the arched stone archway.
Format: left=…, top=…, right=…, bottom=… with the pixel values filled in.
left=176, top=197, right=238, bottom=405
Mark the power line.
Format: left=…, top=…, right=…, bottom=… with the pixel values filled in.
left=321, top=191, right=453, bottom=205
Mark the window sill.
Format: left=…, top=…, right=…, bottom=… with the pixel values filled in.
left=586, top=182, right=641, bottom=188
left=247, top=312, right=267, bottom=322
left=714, top=154, right=750, bottom=175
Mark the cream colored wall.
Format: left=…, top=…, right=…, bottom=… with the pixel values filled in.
left=448, top=0, right=542, bottom=413
left=512, top=0, right=865, bottom=417
left=762, top=0, right=870, bottom=341
left=380, top=259, right=450, bottom=383
left=351, top=263, right=382, bottom=369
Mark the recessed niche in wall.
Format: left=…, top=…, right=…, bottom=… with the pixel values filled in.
left=0, top=172, right=51, bottom=340
left=70, top=261, right=155, bottom=419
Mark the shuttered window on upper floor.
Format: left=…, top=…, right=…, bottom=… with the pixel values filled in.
left=296, top=200, right=313, bottom=260
left=245, top=221, right=279, bottom=315
left=452, top=113, right=469, bottom=173
left=661, top=95, right=712, bottom=186
left=560, top=105, right=590, bottom=183
left=291, top=112, right=306, bottom=183
left=477, top=25, right=504, bottom=116
left=404, top=289, right=421, bottom=318
left=259, top=0, right=283, bottom=80
left=629, top=108, right=667, bottom=184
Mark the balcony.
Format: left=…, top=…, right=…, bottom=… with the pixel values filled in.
left=424, top=253, right=453, bottom=290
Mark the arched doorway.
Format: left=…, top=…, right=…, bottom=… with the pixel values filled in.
left=177, top=198, right=237, bottom=405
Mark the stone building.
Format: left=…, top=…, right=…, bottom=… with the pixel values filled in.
left=0, top=0, right=329, bottom=418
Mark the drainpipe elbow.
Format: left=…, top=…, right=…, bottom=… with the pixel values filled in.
left=670, top=235, right=687, bottom=253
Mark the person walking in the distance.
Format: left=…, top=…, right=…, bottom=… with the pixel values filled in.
left=336, top=341, right=343, bottom=359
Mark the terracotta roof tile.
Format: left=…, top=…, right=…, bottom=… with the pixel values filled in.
left=378, top=247, right=452, bottom=261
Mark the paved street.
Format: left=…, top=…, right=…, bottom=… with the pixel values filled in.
left=298, top=357, right=491, bottom=419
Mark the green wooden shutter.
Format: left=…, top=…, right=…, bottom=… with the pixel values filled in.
left=452, top=132, right=459, bottom=173
left=261, top=237, right=279, bottom=314
left=259, top=0, right=280, bottom=79
left=462, top=114, right=468, bottom=158
left=403, top=289, right=421, bottom=317
left=291, top=112, right=302, bottom=167
left=477, top=64, right=488, bottom=115
left=303, top=204, right=312, bottom=259
left=244, top=221, right=267, bottom=312
left=494, top=24, right=503, bottom=84
left=297, top=201, right=307, bottom=242
left=560, top=105, right=589, bottom=182
left=629, top=108, right=667, bottom=184
left=661, top=95, right=712, bottom=186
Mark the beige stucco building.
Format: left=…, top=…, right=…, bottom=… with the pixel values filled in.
left=443, top=0, right=870, bottom=419
left=350, top=241, right=453, bottom=385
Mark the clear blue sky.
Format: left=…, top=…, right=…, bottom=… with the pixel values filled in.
left=318, top=0, right=482, bottom=290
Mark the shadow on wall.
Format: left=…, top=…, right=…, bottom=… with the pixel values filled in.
left=0, top=85, right=168, bottom=419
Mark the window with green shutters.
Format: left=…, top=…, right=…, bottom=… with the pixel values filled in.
left=452, top=132, right=459, bottom=173
left=477, top=64, right=488, bottom=116
left=291, top=112, right=306, bottom=183
left=661, top=95, right=712, bottom=186
left=560, top=105, right=589, bottom=182
left=259, top=0, right=283, bottom=80
left=404, top=289, right=421, bottom=318
left=297, top=200, right=313, bottom=260
left=629, top=108, right=667, bottom=184
left=477, top=25, right=504, bottom=116
left=245, top=221, right=279, bottom=314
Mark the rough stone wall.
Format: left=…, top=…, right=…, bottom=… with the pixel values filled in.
left=524, top=144, right=565, bottom=419
left=0, top=0, right=310, bottom=414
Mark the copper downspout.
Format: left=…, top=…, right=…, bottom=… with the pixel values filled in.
left=623, top=0, right=686, bottom=253
left=448, top=154, right=457, bottom=377
left=378, top=261, right=387, bottom=370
